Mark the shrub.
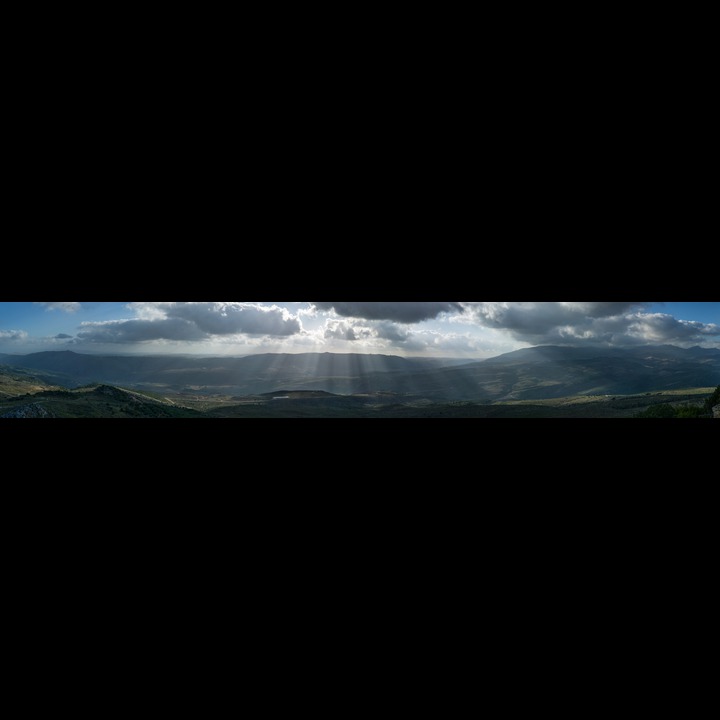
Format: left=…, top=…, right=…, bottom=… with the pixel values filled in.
left=675, top=405, right=704, bottom=418
left=634, top=403, right=678, bottom=418
left=705, top=385, right=720, bottom=412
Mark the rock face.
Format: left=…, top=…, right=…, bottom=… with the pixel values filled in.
left=713, top=404, right=720, bottom=419
left=0, top=403, right=54, bottom=418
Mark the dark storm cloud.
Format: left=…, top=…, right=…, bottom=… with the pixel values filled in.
left=464, top=302, right=719, bottom=347
left=166, top=303, right=301, bottom=336
left=466, top=302, right=649, bottom=335
left=77, top=318, right=208, bottom=343
left=313, top=302, right=462, bottom=323
left=54, top=333, right=73, bottom=339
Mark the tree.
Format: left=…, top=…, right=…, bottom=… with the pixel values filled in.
left=705, top=385, right=720, bottom=412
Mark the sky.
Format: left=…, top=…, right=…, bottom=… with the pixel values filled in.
left=0, top=302, right=718, bottom=358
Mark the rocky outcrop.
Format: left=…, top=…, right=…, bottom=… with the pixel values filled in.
left=713, top=404, right=720, bottom=419
left=0, top=403, right=54, bottom=418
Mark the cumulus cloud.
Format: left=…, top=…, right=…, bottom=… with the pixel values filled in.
left=313, top=302, right=462, bottom=323
left=76, top=302, right=302, bottom=344
left=323, top=320, right=375, bottom=342
left=324, top=321, right=357, bottom=341
left=54, top=333, right=73, bottom=339
left=316, top=313, right=431, bottom=347
left=34, top=302, right=81, bottom=313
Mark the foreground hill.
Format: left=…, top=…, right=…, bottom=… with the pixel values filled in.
left=0, top=382, right=202, bottom=418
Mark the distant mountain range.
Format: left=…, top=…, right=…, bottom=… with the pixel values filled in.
left=1, top=345, right=719, bottom=401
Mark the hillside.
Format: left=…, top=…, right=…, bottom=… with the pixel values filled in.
left=1, top=345, right=718, bottom=404
left=0, top=351, right=448, bottom=394
left=361, top=345, right=720, bottom=401
left=0, top=382, right=202, bottom=418
left=0, top=366, right=63, bottom=398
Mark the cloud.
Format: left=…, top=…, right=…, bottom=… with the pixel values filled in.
left=76, top=302, right=302, bottom=344
left=34, top=302, right=81, bottom=313
left=375, top=322, right=410, bottom=342
left=624, top=313, right=720, bottom=344
left=461, top=302, right=719, bottom=347
left=0, top=329, right=27, bottom=341
left=323, top=320, right=375, bottom=342
left=16, top=300, right=716, bottom=356
left=77, top=318, right=208, bottom=343
left=324, top=321, right=357, bottom=341
left=165, top=303, right=300, bottom=336
left=313, top=302, right=462, bottom=323
left=559, top=302, right=648, bottom=318
left=465, top=302, right=647, bottom=334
